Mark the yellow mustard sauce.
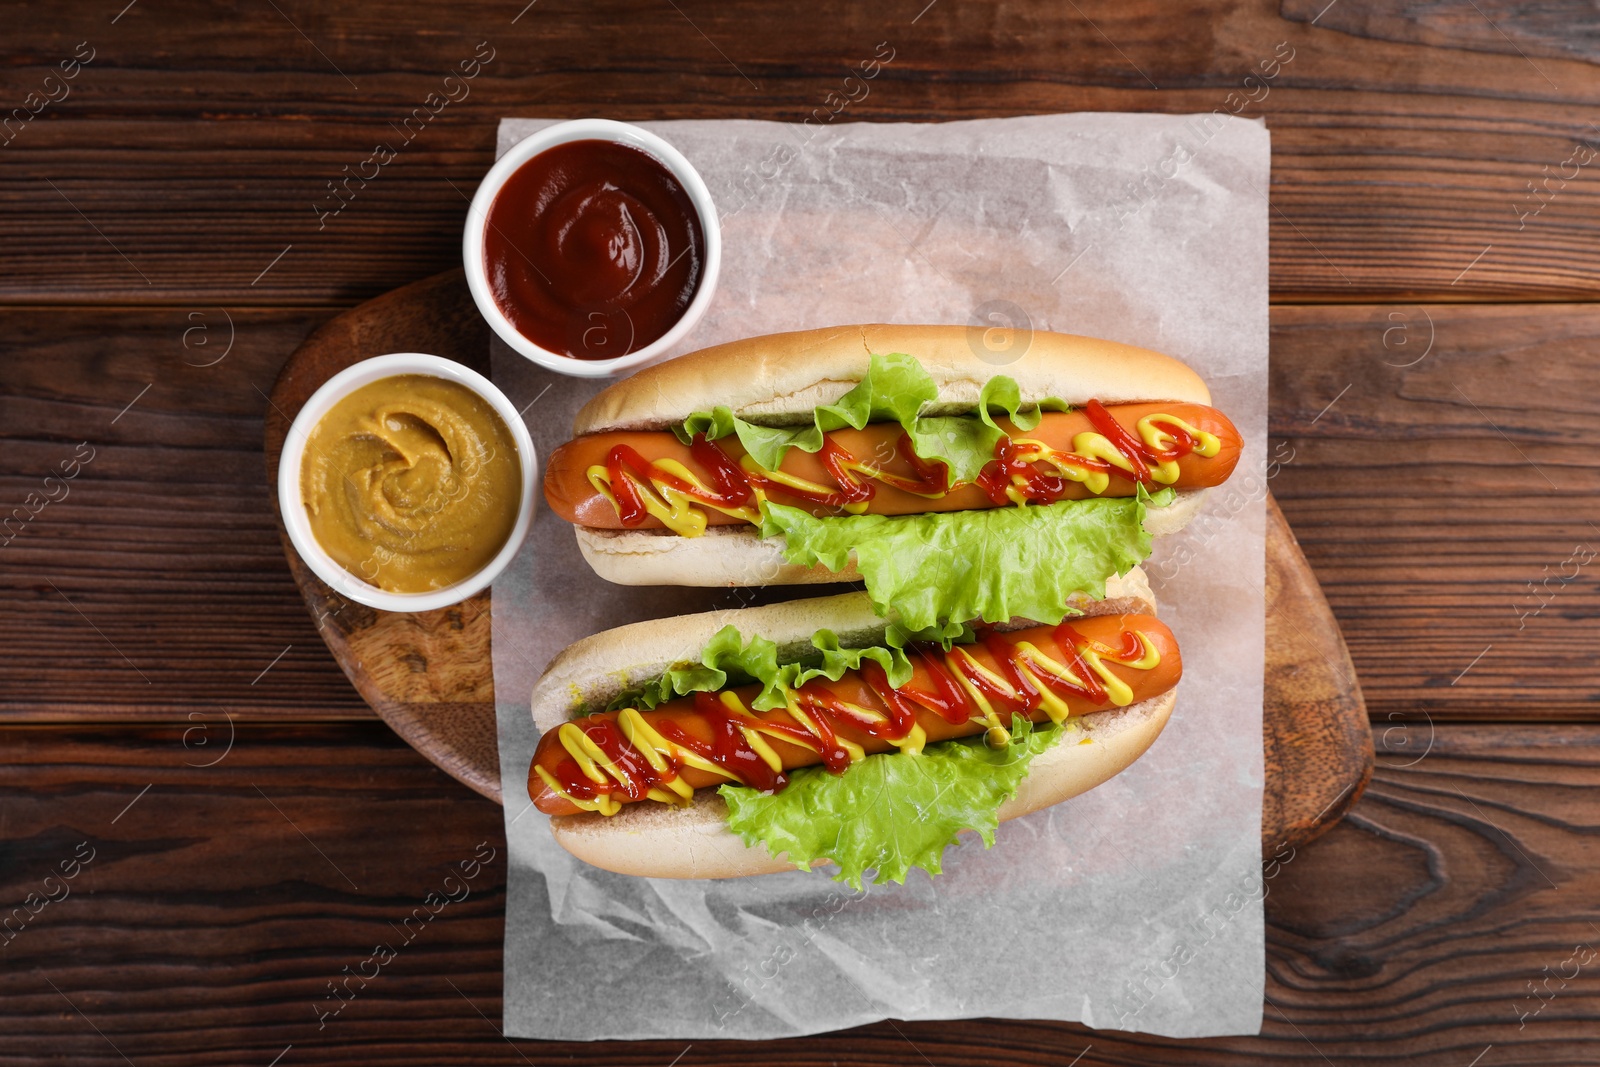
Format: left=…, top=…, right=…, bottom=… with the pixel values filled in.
left=299, top=374, right=521, bottom=592
left=585, top=410, right=1221, bottom=536
left=534, top=628, right=1161, bottom=815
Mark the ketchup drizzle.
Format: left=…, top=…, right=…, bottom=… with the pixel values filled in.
left=604, top=439, right=757, bottom=527
left=549, top=717, right=681, bottom=804
left=1082, top=399, right=1153, bottom=485
left=541, top=624, right=1151, bottom=807
left=600, top=404, right=1218, bottom=528
left=604, top=431, right=949, bottom=527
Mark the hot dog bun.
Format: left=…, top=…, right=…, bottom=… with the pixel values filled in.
left=531, top=568, right=1174, bottom=880
left=565, top=324, right=1212, bottom=587
left=547, top=691, right=1174, bottom=879
left=572, top=488, right=1206, bottom=587
left=573, top=323, right=1211, bottom=434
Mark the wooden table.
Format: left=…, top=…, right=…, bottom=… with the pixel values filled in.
left=3, top=2, right=1597, bottom=1063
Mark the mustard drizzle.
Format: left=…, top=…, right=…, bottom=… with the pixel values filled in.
left=537, top=628, right=1163, bottom=815
left=586, top=411, right=1220, bottom=536
left=995, top=414, right=1220, bottom=503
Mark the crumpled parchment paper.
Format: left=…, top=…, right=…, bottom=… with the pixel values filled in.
left=489, top=113, right=1268, bottom=1040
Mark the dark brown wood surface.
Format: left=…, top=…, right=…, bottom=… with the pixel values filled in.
left=3, top=0, right=1598, bottom=1061
left=2, top=1, right=1599, bottom=304
left=8, top=302, right=1594, bottom=725
left=1, top=723, right=1595, bottom=1065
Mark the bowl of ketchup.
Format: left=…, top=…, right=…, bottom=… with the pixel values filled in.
left=463, top=119, right=721, bottom=378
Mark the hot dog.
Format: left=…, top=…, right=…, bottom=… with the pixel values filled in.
left=531, top=611, right=1180, bottom=817
left=528, top=573, right=1178, bottom=882
left=544, top=401, right=1242, bottom=532
left=543, top=324, right=1242, bottom=632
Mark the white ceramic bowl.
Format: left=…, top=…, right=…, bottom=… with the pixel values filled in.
left=462, top=118, right=721, bottom=379
left=277, top=353, right=536, bottom=612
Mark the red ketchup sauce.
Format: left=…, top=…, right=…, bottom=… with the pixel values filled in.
left=605, top=432, right=950, bottom=527
left=483, top=139, right=705, bottom=360
left=540, top=624, right=1147, bottom=807
left=601, top=400, right=1215, bottom=529
left=973, top=400, right=1207, bottom=506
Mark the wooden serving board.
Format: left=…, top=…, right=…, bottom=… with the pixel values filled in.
left=264, top=269, right=1373, bottom=851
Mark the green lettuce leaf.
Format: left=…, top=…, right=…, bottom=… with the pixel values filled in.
left=598, top=620, right=969, bottom=716
left=720, top=714, right=1061, bottom=890
left=761, top=486, right=1176, bottom=631
left=672, top=350, right=1170, bottom=627
left=906, top=375, right=1064, bottom=485
left=675, top=352, right=1048, bottom=484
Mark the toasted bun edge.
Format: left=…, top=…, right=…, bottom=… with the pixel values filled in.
left=546, top=687, right=1177, bottom=880
left=573, top=324, right=1212, bottom=435
left=529, top=570, right=1155, bottom=733
left=572, top=489, right=1206, bottom=588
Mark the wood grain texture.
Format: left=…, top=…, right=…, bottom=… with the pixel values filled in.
left=0, top=304, right=369, bottom=719
left=261, top=270, right=1372, bottom=837
left=1269, top=302, right=1600, bottom=721
left=1, top=0, right=1598, bottom=304
left=1281, top=0, right=1600, bottom=66
left=0, top=722, right=1592, bottom=1064
left=262, top=270, right=499, bottom=801
left=0, top=1, right=1591, bottom=1059
left=6, top=301, right=1592, bottom=725
left=1262, top=494, right=1371, bottom=847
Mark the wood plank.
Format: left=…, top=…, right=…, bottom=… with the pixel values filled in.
left=3, top=300, right=1595, bottom=724
left=1281, top=0, right=1600, bottom=66
left=1269, top=302, right=1600, bottom=722
left=0, top=721, right=1595, bottom=1063
left=1, top=1, right=1598, bottom=303
left=0, top=306, right=368, bottom=718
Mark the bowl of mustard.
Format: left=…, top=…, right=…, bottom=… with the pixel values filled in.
left=277, top=353, right=535, bottom=612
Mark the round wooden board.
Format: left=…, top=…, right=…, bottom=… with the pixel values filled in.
left=264, top=270, right=1373, bottom=850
